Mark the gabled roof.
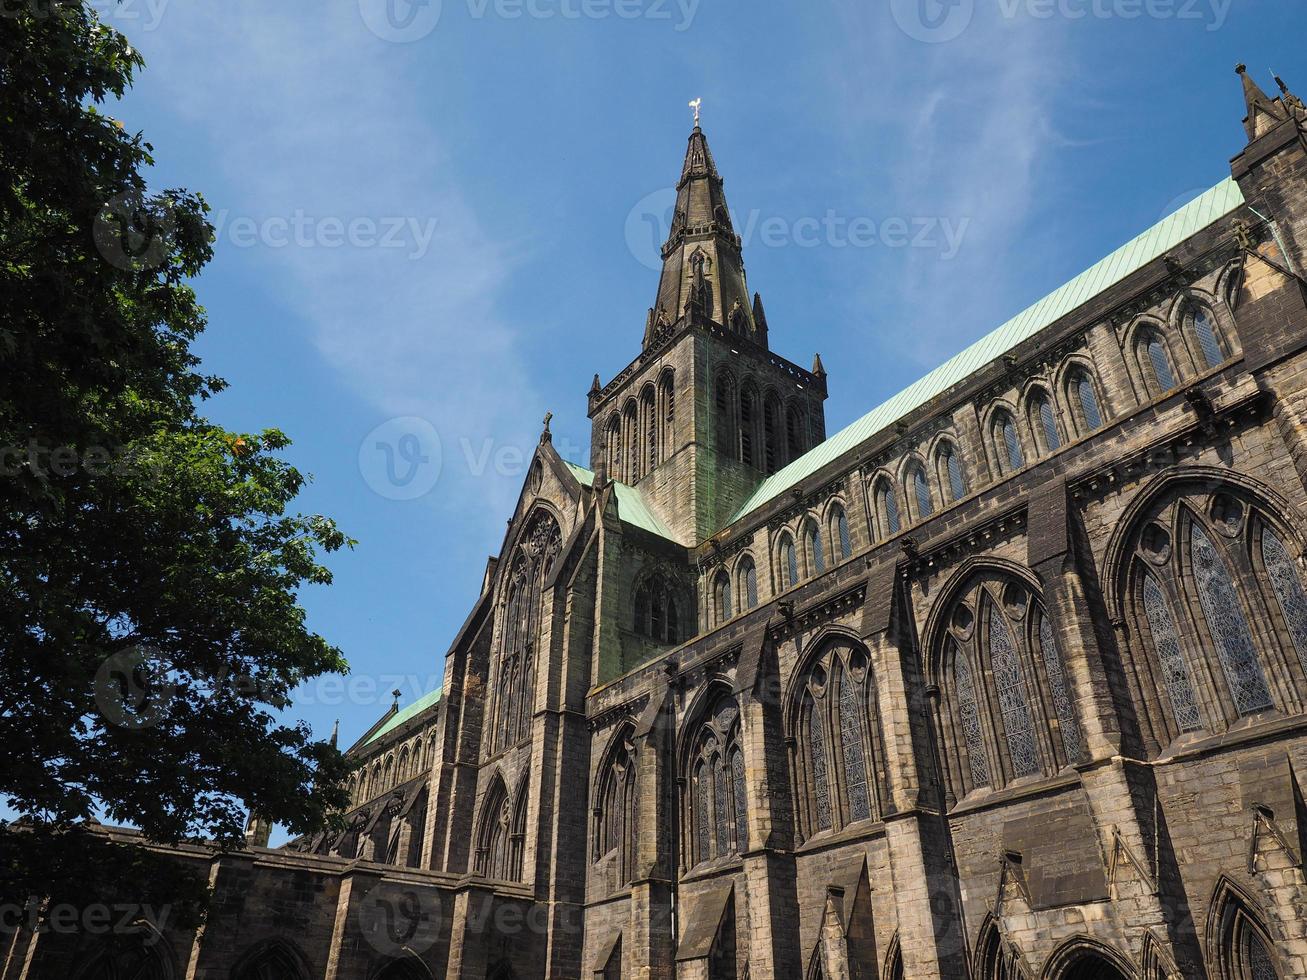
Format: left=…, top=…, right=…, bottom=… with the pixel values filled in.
left=563, top=461, right=677, bottom=540
left=731, top=176, right=1247, bottom=523
left=361, top=687, right=442, bottom=748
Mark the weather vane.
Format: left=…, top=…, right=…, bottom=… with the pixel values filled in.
left=689, top=97, right=702, bottom=127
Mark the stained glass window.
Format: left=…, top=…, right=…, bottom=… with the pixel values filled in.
left=942, top=446, right=966, bottom=502
left=1194, top=309, right=1224, bottom=369
left=838, top=675, right=872, bottom=822
left=1035, top=395, right=1060, bottom=452
left=954, top=648, right=990, bottom=787
left=713, top=755, right=729, bottom=857
left=695, top=762, right=711, bottom=862
left=1142, top=572, right=1202, bottom=732
left=1147, top=338, right=1176, bottom=392
left=731, top=750, right=748, bottom=852
left=1190, top=522, right=1273, bottom=716
left=1074, top=373, right=1103, bottom=431
left=1038, top=614, right=1083, bottom=763
left=806, top=692, right=832, bottom=831
left=1249, top=932, right=1279, bottom=980
left=882, top=484, right=901, bottom=535
left=913, top=466, right=933, bottom=517
left=989, top=611, right=1039, bottom=778
left=1262, top=527, right=1307, bottom=675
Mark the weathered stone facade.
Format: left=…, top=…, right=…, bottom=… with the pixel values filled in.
left=10, top=67, right=1307, bottom=980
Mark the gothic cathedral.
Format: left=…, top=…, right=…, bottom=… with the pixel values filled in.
left=15, top=66, right=1307, bottom=980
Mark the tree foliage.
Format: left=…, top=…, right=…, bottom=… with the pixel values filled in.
left=0, top=1, right=352, bottom=913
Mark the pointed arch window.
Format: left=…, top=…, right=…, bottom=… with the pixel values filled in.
left=803, top=689, right=831, bottom=833
left=475, top=777, right=523, bottom=881
left=1260, top=526, right=1307, bottom=675
left=989, top=611, right=1039, bottom=778
left=909, top=463, right=933, bottom=519
left=659, top=369, right=676, bottom=459
left=491, top=510, right=560, bottom=753
left=605, top=415, right=622, bottom=482
left=1124, top=485, right=1307, bottom=744
left=993, top=411, right=1023, bottom=474
left=713, top=570, right=733, bottom=625
left=1141, top=571, right=1203, bottom=733
left=764, top=394, right=783, bottom=474
left=730, top=748, right=748, bottom=853
left=838, top=668, right=872, bottom=822
left=1037, top=612, right=1083, bottom=764
left=634, top=572, right=680, bottom=644
left=938, top=443, right=967, bottom=503
left=594, top=735, right=637, bottom=884
left=831, top=505, right=852, bottom=561
left=806, top=521, right=825, bottom=576
left=874, top=479, right=901, bottom=538
left=792, top=641, right=884, bottom=838
left=1139, top=330, right=1177, bottom=394
left=779, top=534, right=799, bottom=590
left=715, top=372, right=737, bottom=462
left=642, top=386, right=657, bottom=473
left=937, top=576, right=1071, bottom=797
left=623, top=400, right=640, bottom=483
left=952, top=644, right=990, bottom=789
left=739, top=556, right=759, bottom=610
left=1190, top=521, right=1273, bottom=715
left=1029, top=391, right=1060, bottom=453
left=739, top=384, right=759, bottom=468
left=686, top=695, right=746, bottom=866
left=1192, top=307, right=1226, bottom=369
left=787, top=403, right=806, bottom=458
left=1067, top=368, right=1103, bottom=435
left=1214, top=885, right=1282, bottom=980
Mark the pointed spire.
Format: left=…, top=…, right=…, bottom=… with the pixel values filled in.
left=650, top=120, right=754, bottom=346
left=1237, top=63, right=1287, bottom=141
left=812, top=352, right=826, bottom=377
left=679, top=125, right=720, bottom=186
left=329, top=718, right=339, bottom=748
left=589, top=373, right=601, bottom=395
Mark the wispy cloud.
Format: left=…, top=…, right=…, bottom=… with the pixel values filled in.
left=133, top=2, right=540, bottom=530
left=819, top=5, right=1073, bottom=373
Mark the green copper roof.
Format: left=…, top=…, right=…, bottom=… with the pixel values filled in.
left=564, top=461, right=677, bottom=540
left=732, top=176, right=1247, bottom=523
left=362, top=687, right=442, bottom=747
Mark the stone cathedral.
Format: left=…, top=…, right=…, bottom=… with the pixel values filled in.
left=14, top=67, right=1307, bottom=980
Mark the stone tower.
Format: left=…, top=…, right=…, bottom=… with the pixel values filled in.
left=587, top=123, right=828, bottom=545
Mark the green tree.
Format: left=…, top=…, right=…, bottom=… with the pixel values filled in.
left=0, top=0, right=352, bottom=916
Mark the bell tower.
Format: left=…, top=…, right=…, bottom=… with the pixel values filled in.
left=588, top=114, right=827, bottom=545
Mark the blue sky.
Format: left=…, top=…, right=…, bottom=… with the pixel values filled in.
left=102, top=0, right=1300, bottom=821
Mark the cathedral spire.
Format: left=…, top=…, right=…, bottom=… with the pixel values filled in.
left=1237, top=63, right=1287, bottom=141
left=648, top=121, right=761, bottom=350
